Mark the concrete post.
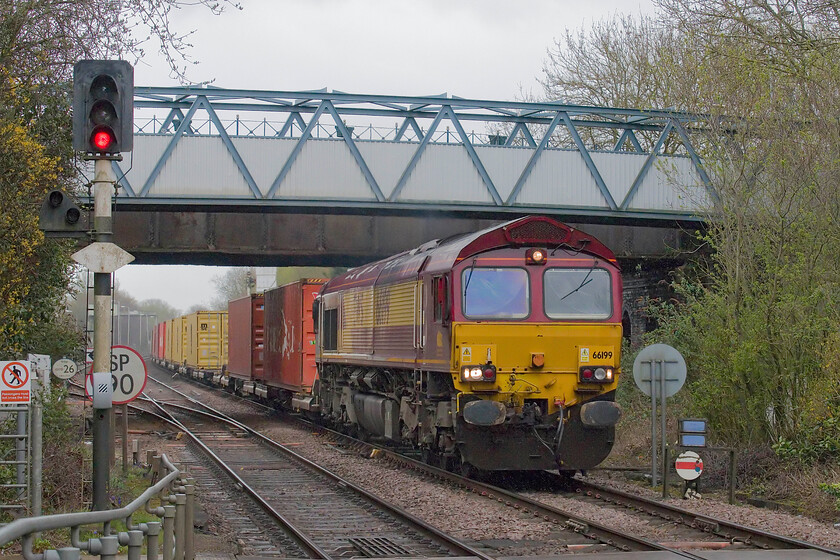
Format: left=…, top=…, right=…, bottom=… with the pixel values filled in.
left=31, top=376, right=43, bottom=518
left=184, top=483, right=195, bottom=560
left=122, top=404, right=129, bottom=472
left=174, top=493, right=186, bottom=560
left=126, top=530, right=144, bottom=560
left=92, top=159, right=115, bottom=510
left=146, top=521, right=161, bottom=560
left=162, top=505, right=175, bottom=560
left=98, top=535, right=120, bottom=560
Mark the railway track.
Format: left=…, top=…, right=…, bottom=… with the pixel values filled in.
left=74, top=363, right=840, bottom=558
left=133, top=386, right=493, bottom=560
left=137, top=367, right=726, bottom=558
left=557, top=475, right=840, bottom=553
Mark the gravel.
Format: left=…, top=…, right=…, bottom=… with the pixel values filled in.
left=141, top=373, right=840, bottom=553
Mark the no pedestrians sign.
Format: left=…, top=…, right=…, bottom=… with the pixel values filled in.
left=1, top=361, right=31, bottom=404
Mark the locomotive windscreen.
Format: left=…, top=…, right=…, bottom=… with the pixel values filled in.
left=543, top=267, right=613, bottom=319
left=462, top=267, right=529, bottom=319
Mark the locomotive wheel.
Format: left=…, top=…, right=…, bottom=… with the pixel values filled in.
left=456, top=449, right=477, bottom=478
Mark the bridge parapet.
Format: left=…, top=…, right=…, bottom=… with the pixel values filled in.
left=109, top=87, right=716, bottom=223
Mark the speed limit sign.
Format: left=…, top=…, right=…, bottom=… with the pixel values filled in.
left=85, top=345, right=147, bottom=405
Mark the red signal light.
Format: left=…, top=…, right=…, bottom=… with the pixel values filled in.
left=582, top=368, right=593, bottom=379
left=92, top=128, right=114, bottom=151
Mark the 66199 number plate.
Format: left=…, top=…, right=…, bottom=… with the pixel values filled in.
left=579, top=346, right=615, bottom=364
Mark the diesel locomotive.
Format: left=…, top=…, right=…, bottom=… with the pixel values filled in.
left=153, top=215, right=623, bottom=474
left=311, top=215, right=622, bottom=473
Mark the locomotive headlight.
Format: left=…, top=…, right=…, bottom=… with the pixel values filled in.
left=461, top=365, right=496, bottom=382
left=579, top=366, right=614, bottom=383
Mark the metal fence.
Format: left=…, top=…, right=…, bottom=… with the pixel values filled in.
left=0, top=452, right=195, bottom=560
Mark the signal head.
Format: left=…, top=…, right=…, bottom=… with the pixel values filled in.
left=72, top=60, right=133, bottom=156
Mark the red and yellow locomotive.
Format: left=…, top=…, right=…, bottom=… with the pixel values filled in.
left=313, top=215, right=622, bottom=473
left=153, top=215, right=623, bottom=473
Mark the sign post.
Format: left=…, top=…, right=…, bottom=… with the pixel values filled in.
left=85, top=346, right=147, bottom=474
left=633, top=344, right=687, bottom=492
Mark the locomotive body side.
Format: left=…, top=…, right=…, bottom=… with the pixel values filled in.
left=315, top=215, right=623, bottom=472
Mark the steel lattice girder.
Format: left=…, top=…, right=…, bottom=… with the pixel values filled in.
left=116, top=87, right=718, bottom=223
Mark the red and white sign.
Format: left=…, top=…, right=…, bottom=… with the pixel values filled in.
left=85, top=346, right=147, bottom=405
left=0, top=361, right=31, bottom=404
left=675, top=450, right=704, bottom=481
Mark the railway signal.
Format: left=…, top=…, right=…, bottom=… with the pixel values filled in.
left=72, top=60, right=133, bottom=156
left=38, top=189, right=87, bottom=237
left=71, top=60, right=135, bottom=510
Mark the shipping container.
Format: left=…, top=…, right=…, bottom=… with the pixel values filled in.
left=227, top=294, right=264, bottom=380
left=184, top=311, right=227, bottom=370
left=263, top=279, right=326, bottom=393
left=153, top=322, right=166, bottom=360
left=113, top=312, right=157, bottom=356
left=166, top=317, right=184, bottom=366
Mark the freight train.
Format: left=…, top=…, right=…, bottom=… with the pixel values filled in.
left=152, top=215, right=623, bottom=474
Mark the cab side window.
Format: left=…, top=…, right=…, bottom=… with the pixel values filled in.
left=432, top=275, right=449, bottom=323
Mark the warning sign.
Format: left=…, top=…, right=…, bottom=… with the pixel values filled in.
left=675, top=450, right=704, bottom=481
left=0, top=361, right=31, bottom=405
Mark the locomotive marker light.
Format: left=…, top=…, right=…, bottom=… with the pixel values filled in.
left=525, top=248, right=547, bottom=265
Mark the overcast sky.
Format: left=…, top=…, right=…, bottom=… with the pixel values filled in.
left=115, top=0, right=654, bottom=312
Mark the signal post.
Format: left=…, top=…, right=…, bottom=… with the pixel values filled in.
left=71, top=60, right=134, bottom=511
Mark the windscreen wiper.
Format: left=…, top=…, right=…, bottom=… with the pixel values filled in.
left=558, top=263, right=597, bottom=301
left=463, top=257, right=477, bottom=297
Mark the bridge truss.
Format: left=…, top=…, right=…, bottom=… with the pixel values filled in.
left=113, top=87, right=717, bottom=223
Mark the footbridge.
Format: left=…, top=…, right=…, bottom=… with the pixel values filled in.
left=103, top=87, right=716, bottom=265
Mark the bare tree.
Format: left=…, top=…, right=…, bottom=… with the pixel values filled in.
left=0, top=0, right=243, bottom=86
left=210, top=267, right=250, bottom=310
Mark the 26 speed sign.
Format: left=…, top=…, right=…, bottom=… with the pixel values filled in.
left=86, top=345, right=147, bottom=404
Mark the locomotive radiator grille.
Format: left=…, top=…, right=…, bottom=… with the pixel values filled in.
left=506, top=220, right=569, bottom=244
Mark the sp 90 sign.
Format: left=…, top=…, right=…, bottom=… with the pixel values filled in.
left=86, top=345, right=147, bottom=404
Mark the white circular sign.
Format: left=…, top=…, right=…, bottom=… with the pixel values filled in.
left=633, top=343, right=687, bottom=398
left=52, top=358, right=78, bottom=380
left=675, top=450, right=704, bottom=481
left=86, top=345, right=147, bottom=404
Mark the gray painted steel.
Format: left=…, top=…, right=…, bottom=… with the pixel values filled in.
left=110, top=88, right=717, bottom=223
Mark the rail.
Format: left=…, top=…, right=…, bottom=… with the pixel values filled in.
left=0, top=452, right=194, bottom=560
